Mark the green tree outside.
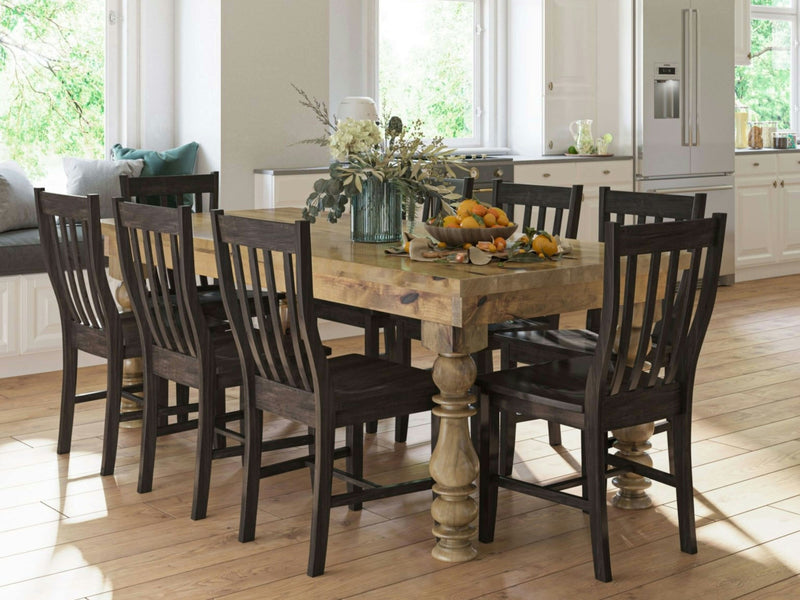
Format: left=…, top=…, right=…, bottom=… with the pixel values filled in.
left=0, top=0, right=105, bottom=178
left=379, top=0, right=474, bottom=140
left=735, top=16, right=792, bottom=129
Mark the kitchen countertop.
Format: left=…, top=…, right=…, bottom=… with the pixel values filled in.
left=255, top=154, right=633, bottom=176
left=736, top=148, right=800, bottom=155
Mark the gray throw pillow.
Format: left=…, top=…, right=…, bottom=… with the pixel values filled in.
left=63, top=157, right=145, bottom=217
left=0, top=161, right=37, bottom=233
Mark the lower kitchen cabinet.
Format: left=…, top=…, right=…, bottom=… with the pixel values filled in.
left=735, top=153, right=800, bottom=281
left=514, top=159, right=632, bottom=242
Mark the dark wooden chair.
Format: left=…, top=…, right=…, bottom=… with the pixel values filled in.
left=478, top=213, right=727, bottom=582
left=35, top=189, right=143, bottom=476
left=113, top=199, right=244, bottom=520
left=210, top=211, right=437, bottom=577
left=119, top=172, right=224, bottom=421
left=494, top=186, right=707, bottom=473
left=420, top=176, right=475, bottom=222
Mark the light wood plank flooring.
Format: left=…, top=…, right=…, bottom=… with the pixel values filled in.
left=1, top=275, right=799, bottom=599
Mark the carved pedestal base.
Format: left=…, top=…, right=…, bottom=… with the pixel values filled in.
left=610, top=422, right=654, bottom=510
left=429, top=352, right=479, bottom=562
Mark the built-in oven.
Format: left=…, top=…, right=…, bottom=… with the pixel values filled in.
left=462, top=157, right=515, bottom=204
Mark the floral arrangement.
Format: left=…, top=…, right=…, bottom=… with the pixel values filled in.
left=294, top=86, right=466, bottom=224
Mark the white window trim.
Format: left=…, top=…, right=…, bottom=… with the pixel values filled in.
left=105, top=0, right=141, bottom=156
left=369, top=0, right=508, bottom=154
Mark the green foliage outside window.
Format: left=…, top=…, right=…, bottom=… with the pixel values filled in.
left=0, top=0, right=105, bottom=178
left=735, top=17, right=792, bottom=129
left=379, top=0, right=474, bottom=141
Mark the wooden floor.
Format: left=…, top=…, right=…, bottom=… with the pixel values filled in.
left=1, top=276, right=800, bottom=599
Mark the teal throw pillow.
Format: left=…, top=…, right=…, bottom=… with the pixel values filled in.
left=112, top=142, right=199, bottom=207
left=112, top=141, right=198, bottom=177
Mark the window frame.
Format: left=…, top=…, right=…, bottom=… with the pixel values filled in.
left=747, top=1, right=799, bottom=130
left=368, top=0, right=507, bottom=153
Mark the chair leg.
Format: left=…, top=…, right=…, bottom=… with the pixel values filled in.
left=176, top=382, right=190, bottom=424
left=672, top=414, right=697, bottom=554
left=57, top=338, right=78, bottom=455
left=101, top=350, right=123, bottom=476
left=192, top=382, right=217, bottom=520
left=547, top=421, right=562, bottom=446
left=479, top=393, right=500, bottom=543
left=363, top=311, right=379, bottom=436
left=498, top=412, right=516, bottom=476
left=394, top=415, right=410, bottom=443
left=238, top=384, right=263, bottom=543
left=346, top=424, right=364, bottom=511
left=138, top=370, right=166, bottom=494
left=586, top=428, right=612, bottom=582
left=213, top=388, right=227, bottom=450
left=308, top=422, right=335, bottom=577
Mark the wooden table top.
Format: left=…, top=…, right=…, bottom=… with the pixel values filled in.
left=103, top=207, right=607, bottom=351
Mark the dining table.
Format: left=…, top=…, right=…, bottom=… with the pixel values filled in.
left=102, top=206, right=659, bottom=563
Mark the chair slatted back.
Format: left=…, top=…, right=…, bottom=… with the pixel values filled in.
left=119, top=172, right=219, bottom=213
left=491, top=180, right=583, bottom=238
left=35, top=190, right=114, bottom=331
left=114, top=200, right=206, bottom=358
left=598, top=187, right=706, bottom=241
left=119, top=172, right=219, bottom=287
left=212, top=212, right=323, bottom=394
left=591, top=215, right=726, bottom=406
left=421, top=177, right=475, bottom=222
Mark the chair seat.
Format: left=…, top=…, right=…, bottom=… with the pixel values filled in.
left=494, top=328, right=598, bottom=363
left=477, top=356, right=594, bottom=414
left=331, top=354, right=438, bottom=425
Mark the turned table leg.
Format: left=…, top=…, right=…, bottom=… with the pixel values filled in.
left=422, top=322, right=484, bottom=562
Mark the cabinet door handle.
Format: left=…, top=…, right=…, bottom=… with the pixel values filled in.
left=548, top=82, right=554, bottom=91
left=543, top=173, right=551, bottom=178
left=773, top=180, right=778, bottom=188
left=753, top=162, right=760, bottom=167
left=602, top=169, right=611, bottom=175
left=781, top=180, right=785, bottom=188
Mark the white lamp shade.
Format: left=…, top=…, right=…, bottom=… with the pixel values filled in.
left=337, top=97, right=379, bottom=122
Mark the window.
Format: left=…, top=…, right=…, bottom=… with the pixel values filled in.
left=0, top=0, right=112, bottom=187
left=735, top=1, right=798, bottom=130
left=376, top=0, right=504, bottom=151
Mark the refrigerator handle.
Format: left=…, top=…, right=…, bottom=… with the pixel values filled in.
left=647, top=184, right=733, bottom=194
left=693, top=9, right=699, bottom=147
left=682, top=9, right=692, bottom=147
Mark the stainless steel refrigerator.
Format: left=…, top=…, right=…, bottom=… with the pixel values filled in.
left=635, top=0, right=735, bottom=284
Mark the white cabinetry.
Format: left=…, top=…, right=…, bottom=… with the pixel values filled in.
left=0, top=273, right=104, bottom=378
left=543, top=0, right=597, bottom=154
left=735, top=154, right=800, bottom=281
left=734, top=0, right=751, bottom=66
left=514, top=159, right=632, bottom=241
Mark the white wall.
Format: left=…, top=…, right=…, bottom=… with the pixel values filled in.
left=175, top=0, right=221, bottom=175
left=218, top=0, right=330, bottom=210
left=507, top=0, right=544, bottom=157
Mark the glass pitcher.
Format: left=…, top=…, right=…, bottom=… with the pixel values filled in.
left=569, top=119, right=594, bottom=154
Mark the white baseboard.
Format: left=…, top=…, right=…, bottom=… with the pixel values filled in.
left=0, top=350, right=105, bottom=379
left=736, top=262, right=800, bottom=282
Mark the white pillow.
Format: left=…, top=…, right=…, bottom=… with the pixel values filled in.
left=63, top=157, right=145, bottom=217
left=0, top=161, right=37, bottom=233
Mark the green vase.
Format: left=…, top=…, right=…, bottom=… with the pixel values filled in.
left=349, top=178, right=402, bottom=243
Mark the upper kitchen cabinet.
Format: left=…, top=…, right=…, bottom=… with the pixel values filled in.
left=543, top=0, right=596, bottom=154
left=538, top=0, right=633, bottom=156
left=735, top=0, right=751, bottom=65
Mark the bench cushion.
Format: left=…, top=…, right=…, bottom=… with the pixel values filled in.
left=0, top=228, right=45, bottom=276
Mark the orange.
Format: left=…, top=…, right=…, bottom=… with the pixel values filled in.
left=493, top=237, right=507, bottom=251
left=456, top=199, right=477, bottom=218
left=531, top=233, right=558, bottom=256
left=471, top=204, right=488, bottom=217
left=482, top=212, right=497, bottom=227
left=442, top=215, right=460, bottom=228
left=461, top=216, right=480, bottom=228
left=496, top=214, right=510, bottom=226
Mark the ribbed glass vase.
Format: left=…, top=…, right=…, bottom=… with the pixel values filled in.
left=349, top=177, right=402, bottom=243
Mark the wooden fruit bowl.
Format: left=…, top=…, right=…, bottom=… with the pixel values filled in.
left=423, top=223, right=518, bottom=246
